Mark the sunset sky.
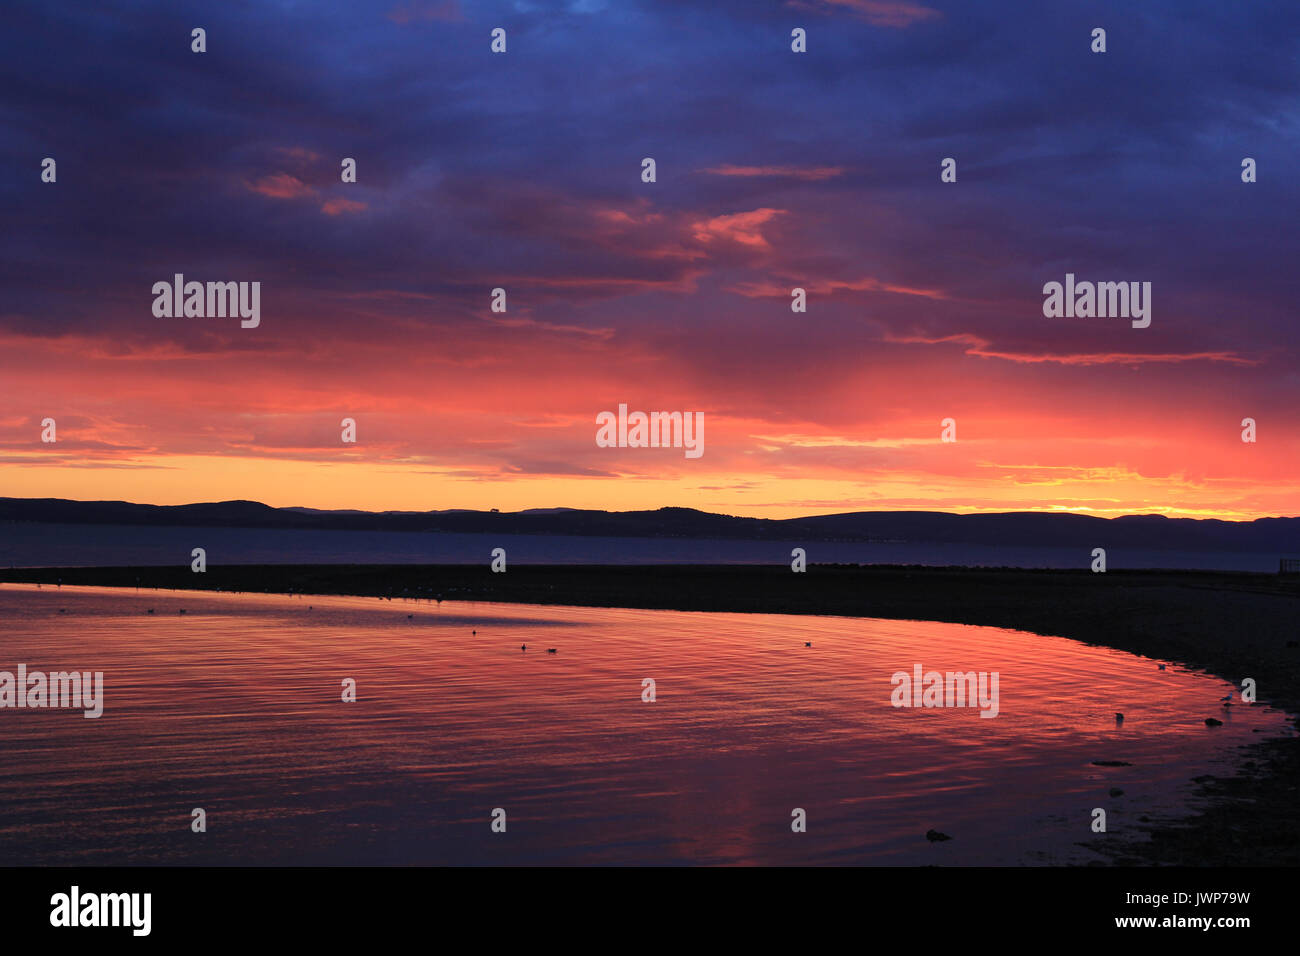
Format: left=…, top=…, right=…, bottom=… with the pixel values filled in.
left=2, top=0, right=1296, bottom=520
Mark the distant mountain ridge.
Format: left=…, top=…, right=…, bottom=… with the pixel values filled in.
left=1, top=497, right=1296, bottom=553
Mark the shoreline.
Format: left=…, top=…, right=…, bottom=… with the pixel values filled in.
left=4, top=563, right=1299, bottom=865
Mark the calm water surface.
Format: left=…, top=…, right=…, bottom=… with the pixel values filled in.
left=0, top=522, right=1281, bottom=571
left=0, top=584, right=1289, bottom=865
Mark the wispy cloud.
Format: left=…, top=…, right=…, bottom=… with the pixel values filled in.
left=246, top=173, right=316, bottom=200
left=691, top=208, right=786, bottom=250
left=883, top=333, right=1258, bottom=366
left=701, top=164, right=846, bottom=181
left=387, top=1, right=464, bottom=25
left=730, top=276, right=948, bottom=299
left=787, top=0, right=942, bottom=28
left=321, top=198, right=367, bottom=216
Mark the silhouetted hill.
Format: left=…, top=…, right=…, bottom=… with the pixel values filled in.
left=1, top=497, right=1295, bottom=553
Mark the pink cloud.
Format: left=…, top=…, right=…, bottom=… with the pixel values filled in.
left=691, top=208, right=786, bottom=250
left=246, top=173, right=316, bottom=200
left=275, top=146, right=321, bottom=163
left=387, top=1, right=463, bottom=24
left=321, top=198, right=368, bottom=216
left=788, top=0, right=942, bottom=28
left=701, top=164, right=846, bottom=181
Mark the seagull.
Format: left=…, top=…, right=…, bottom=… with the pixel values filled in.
left=1220, top=692, right=1233, bottom=702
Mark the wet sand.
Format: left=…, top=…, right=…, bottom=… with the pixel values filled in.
left=4, top=563, right=1298, bottom=864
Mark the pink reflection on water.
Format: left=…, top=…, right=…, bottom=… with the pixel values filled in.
left=0, top=584, right=1289, bottom=865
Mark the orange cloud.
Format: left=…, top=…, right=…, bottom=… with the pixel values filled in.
left=970, top=349, right=1258, bottom=367
left=883, top=332, right=1258, bottom=366
left=731, top=276, right=948, bottom=299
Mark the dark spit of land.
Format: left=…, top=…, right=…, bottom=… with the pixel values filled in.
left=3, top=562, right=1298, bottom=865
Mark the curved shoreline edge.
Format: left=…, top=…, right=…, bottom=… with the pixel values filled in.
left=3, top=563, right=1298, bottom=866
